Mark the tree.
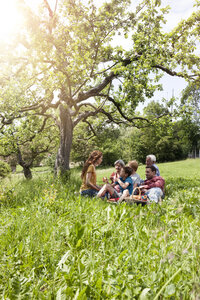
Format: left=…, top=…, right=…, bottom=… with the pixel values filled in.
left=0, top=116, right=59, bottom=179
left=0, top=160, right=11, bottom=178
left=71, top=115, right=122, bottom=166
left=119, top=100, right=192, bottom=163
left=179, top=84, right=200, bottom=155
left=0, top=0, right=200, bottom=174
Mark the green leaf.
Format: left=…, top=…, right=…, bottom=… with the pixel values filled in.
left=139, top=288, right=151, bottom=300
left=164, top=284, right=176, bottom=296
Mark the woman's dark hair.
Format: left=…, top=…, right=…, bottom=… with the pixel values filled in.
left=81, top=150, right=103, bottom=179
left=123, top=166, right=132, bottom=177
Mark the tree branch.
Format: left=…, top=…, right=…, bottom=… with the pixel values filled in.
left=76, top=72, right=116, bottom=103
left=98, top=94, right=150, bottom=123
left=152, top=64, right=183, bottom=77
left=84, top=120, right=97, bottom=136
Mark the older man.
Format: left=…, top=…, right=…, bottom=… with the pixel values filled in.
left=146, top=154, right=160, bottom=176
left=140, top=165, right=165, bottom=203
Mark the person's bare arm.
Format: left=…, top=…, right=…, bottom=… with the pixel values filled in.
left=116, top=178, right=129, bottom=189
left=86, top=172, right=101, bottom=190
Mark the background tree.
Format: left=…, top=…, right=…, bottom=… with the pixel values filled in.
left=0, top=160, right=12, bottom=178
left=180, top=83, right=200, bottom=156
left=118, top=100, right=192, bottom=163
left=71, top=115, right=122, bottom=166
left=0, top=0, right=199, bottom=174
left=0, top=116, right=59, bottom=178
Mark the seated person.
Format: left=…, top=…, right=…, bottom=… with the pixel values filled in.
left=97, top=166, right=133, bottom=202
left=128, top=160, right=141, bottom=188
left=80, top=150, right=103, bottom=197
left=146, top=154, right=160, bottom=176
left=139, top=165, right=165, bottom=203
left=103, top=159, right=125, bottom=193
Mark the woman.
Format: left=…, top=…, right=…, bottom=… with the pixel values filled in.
left=80, top=150, right=103, bottom=197
left=109, top=159, right=125, bottom=192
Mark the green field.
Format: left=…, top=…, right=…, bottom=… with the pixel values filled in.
left=97, top=159, right=200, bottom=181
left=0, top=159, right=200, bottom=299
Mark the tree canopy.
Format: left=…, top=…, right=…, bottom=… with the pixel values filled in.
left=0, top=0, right=200, bottom=173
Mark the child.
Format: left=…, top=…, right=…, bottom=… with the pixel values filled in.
left=80, top=150, right=103, bottom=197
left=97, top=166, right=133, bottom=202
left=128, top=160, right=141, bottom=188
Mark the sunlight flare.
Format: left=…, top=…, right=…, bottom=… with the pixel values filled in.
left=0, top=0, right=23, bottom=41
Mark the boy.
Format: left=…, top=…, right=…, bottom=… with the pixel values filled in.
left=97, top=166, right=133, bottom=202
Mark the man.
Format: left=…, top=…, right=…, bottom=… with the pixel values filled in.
left=146, top=154, right=160, bottom=176
left=140, top=165, right=165, bottom=203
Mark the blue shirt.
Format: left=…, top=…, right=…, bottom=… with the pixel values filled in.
left=116, top=176, right=133, bottom=195
left=153, top=164, right=160, bottom=176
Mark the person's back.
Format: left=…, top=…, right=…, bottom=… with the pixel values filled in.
left=128, top=160, right=141, bottom=188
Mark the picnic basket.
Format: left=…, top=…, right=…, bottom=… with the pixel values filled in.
left=123, top=187, right=148, bottom=204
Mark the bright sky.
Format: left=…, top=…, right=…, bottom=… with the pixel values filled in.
left=0, top=0, right=195, bottom=40
left=0, top=0, right=197, bottom=101
left=0, top=0, right=22, bottom=41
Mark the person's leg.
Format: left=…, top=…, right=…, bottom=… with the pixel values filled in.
left=118, top=189, right=129, bottom=203
left=146, top=187, right=163, bottom=203
left=97, top=184, right=116, bottom=198
left=80, top=189, right=98, bottom=197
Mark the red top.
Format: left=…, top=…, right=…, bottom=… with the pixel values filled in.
left=110, top=172, right=120, bottom=183
left=144, top=176, right=165, bottom=192
left=110, top=172, right=120, bottom=193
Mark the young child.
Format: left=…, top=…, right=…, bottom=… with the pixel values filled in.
left=97, top=166, right=133, bottom=202
left=128, top=160, right=141, bottom=188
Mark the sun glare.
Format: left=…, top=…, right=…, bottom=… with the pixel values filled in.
left=0, top=0, right=58, bottom=43
left=0, top=0, right=23, bottom=42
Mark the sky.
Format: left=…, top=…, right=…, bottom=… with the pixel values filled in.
left=149, top=0, right=196, bottom=103
left=0, top=0, right=197, bottom=103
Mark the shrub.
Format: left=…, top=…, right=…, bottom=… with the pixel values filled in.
left=0, top=160, right=11, bottom=178
left=43, top=153, right=57, bottom=169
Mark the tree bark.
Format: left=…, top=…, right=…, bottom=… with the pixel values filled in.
left=22, top=165, right=32, bottom=179
left=17, top=147, right=32, bottom=179
left=55, top=104, right=73, bottom=175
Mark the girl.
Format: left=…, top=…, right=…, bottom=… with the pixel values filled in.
left=80, top=150, right=103, bottom=197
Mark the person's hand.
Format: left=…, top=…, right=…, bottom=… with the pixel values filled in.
left=103, top=177, right=108, bottom=183
left=140, top=185, right=148, bottom=189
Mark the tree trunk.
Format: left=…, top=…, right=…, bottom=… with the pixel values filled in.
left=22, top=165, right=32, bottom=179
left=55, top=104, right=73, bottom=175
left=17, top=147, right=32, bottom=179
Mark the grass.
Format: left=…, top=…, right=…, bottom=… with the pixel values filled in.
left=0, top=159, right=200, bottom=299
left=97, top=159, right=200, bottom=181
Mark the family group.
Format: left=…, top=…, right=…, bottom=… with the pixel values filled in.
left=80, top=150, right=165, bottom=203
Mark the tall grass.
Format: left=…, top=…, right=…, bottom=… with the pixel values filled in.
left=0, top=159, right=200, bottom=299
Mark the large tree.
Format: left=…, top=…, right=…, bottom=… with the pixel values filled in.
left=0, top=0, right=199, bottom=174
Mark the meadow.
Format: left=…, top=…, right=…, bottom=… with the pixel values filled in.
left=0, top=159, right=200, bottom=299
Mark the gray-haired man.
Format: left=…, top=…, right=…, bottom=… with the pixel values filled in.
left=146, top=154, right=160, bottom=176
